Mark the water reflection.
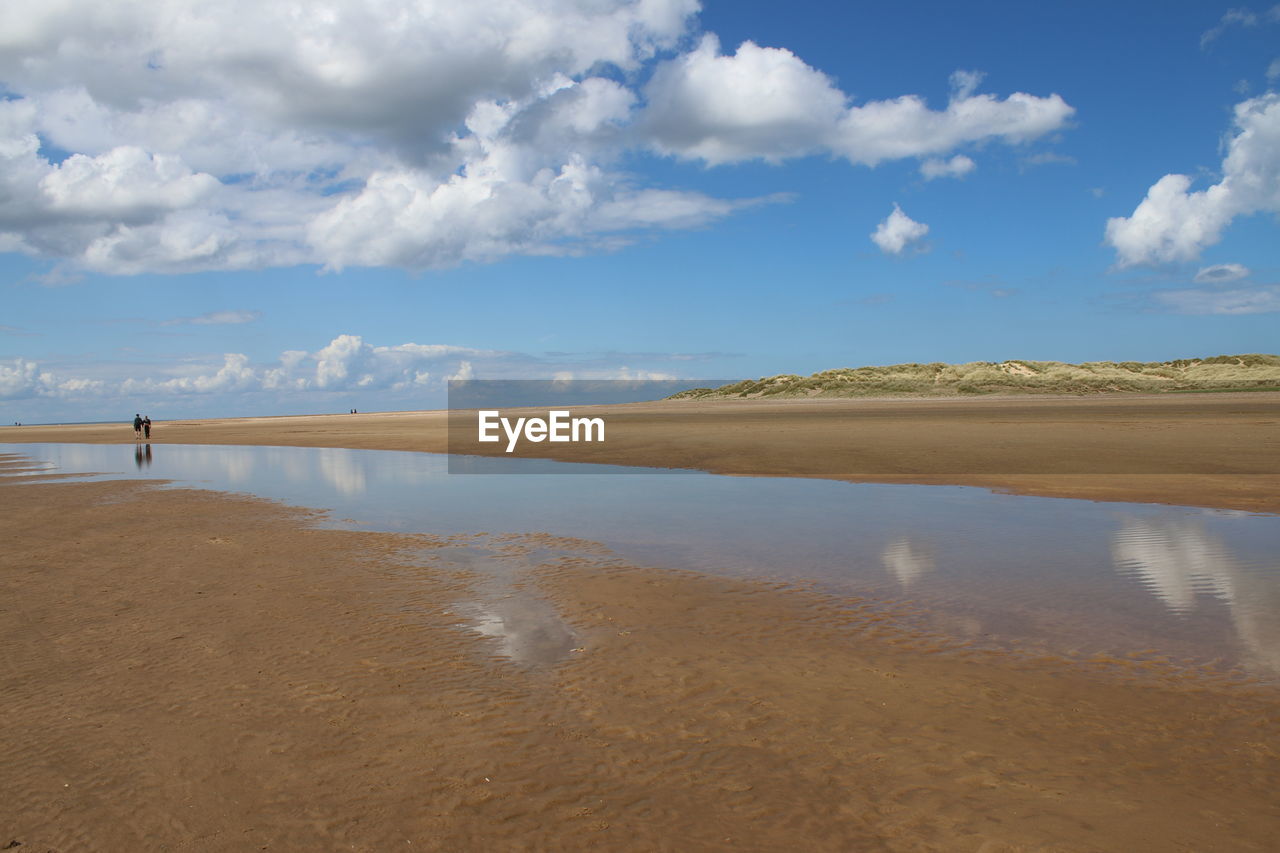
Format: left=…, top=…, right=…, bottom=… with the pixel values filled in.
left=4, top=442, right=1279, bottom=680
left=316, top=447, right=367, bottom=496
left=882, top=538, right=935, bottom=588
left=1112, top=517, right=1280, bottom=676
left=432, top=545, right=577, bottom=666
left=64, top=443, right=372, bottom=496
left=1112, top=518, right=1236, bottom=612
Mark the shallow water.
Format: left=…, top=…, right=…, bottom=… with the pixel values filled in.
left=4, top=442, right=1279, bottom=680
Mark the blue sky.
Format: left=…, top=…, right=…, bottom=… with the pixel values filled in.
left=1, top=0, right=1278, bottom=421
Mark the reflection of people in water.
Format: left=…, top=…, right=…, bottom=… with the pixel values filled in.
left=133, top=413, right=143, bottom=440
left=143, top=416, right=152, bottom=439
left=134, top=443, right=154, bottom=470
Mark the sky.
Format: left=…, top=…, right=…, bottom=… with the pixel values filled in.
left=1, top=0, right=1278, bottom=422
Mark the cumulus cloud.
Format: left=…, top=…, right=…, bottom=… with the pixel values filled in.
left=1105, top=94, right=1280, bottom=267
left=0, top=0, right=718, bottom=273
left=0, top=1, right=1074, bottom=275
left=128, top=335, right=496, bottom=395
left=920, top=154, right=976, bottom=180
left=1, top=334, right=717, bottom=405
left=0, top=336, right=493, bottom=401
left=39, top=147, right=218, bottom=218
left=641, top=35, right=1073, bottom=166
left=871, top=204, right=929, bottom=255
left=307, top=151, right=738, bottom=271
left=0, top=357, right=105, bottom=399
left=1153, top=284, right=1280, bottom=315
left=1194, top=262, right=1250, bottom=283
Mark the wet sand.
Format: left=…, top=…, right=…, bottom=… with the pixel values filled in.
left=7, top=392, right=1280, bottom=513
left=2, top=459, right=1279, bottom=850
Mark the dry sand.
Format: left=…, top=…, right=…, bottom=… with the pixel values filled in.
left=3, top=460, right=1278, bottom=851
left=7, top=391, right=1279, bottom=513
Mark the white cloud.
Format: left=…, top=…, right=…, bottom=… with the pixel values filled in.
left=0, top=1, right=1074, bottom=275
left=307, top=151, right=738, bottom=271
left=39, top=147, right=218, bottom=217
left=640, top=35, right=850, bottom=165
left=0, top=358, right=41, bottom=399
left=1153, top=284, right=1280, bottom=315
left=1201, top=5, right=1280, bottom=49
left=871, top=204, right=929, bottom=255
left=0, top=334, right=722, bottom=408
left=0, top=0, right=715, bottom=273
left=0, top=356, right=106, bottom=399
left=948, top=69, right=985, bottom=101
left=1269, top=57, right=1280, bottom=80
left=265, top=335, right=496, bottom=392
left=0, top=336, right=496, bottom=401
left=1201, top=8, right=1261, bottom=48
left=920, top=154, right=976, bottom=180
left=1194, top=262, right=1250, bottom=283
left=641, top=35, right=1073, bottom=167
left=1105, top=94, right=1280, bottom=267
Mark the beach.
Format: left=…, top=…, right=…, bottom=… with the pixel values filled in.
left=3, top=459, right=1278, bottom=851
left=8, top=391, right=1280, bottom=513
left=3, top=392, right=1280, bottom=849
left=6, top=1, right=1279, bottom=848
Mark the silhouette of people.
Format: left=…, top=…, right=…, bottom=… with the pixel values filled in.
left=143, top=416, right=152, bottom=439
left=133, top=414, right=143, bottom=440
left=135, top=443, right=144, bottom=469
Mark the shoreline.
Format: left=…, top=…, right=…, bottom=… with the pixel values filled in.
left=3, top=462, right=1278, bottom=849
left=5, top=390, right=1279, bottom=514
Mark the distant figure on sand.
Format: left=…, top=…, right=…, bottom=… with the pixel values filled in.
left=143, top=416, right=152, bottom=439
left=133, top=414, right=143, bottom=440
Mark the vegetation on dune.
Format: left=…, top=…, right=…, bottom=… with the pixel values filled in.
left=669, top=355, right=1280, bottom=399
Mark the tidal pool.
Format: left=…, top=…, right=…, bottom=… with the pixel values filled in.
left=4, top=442, right=1279, bottom=680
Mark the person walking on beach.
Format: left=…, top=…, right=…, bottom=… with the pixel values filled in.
left=142, top=416, right=152, bottom=440
left=133, top=414, right=143, bottom=440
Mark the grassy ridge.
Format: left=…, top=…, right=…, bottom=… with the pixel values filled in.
left=671, top=354, right=1280, bottom=399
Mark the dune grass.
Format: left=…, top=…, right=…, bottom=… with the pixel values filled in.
left=670, top=354, right=1280, bottom=399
